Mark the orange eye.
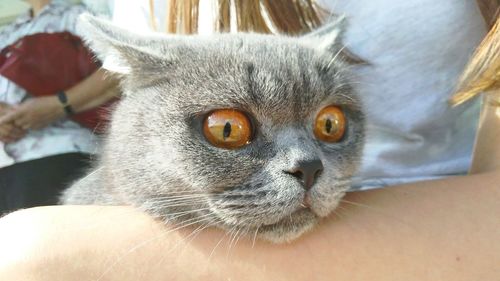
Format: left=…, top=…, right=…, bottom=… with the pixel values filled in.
left=314, top=105, right=346, bottom=143
left=203, top=109, right=252, bottom=149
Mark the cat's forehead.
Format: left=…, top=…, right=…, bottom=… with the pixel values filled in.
left=145, top=35, right=356, bottom=123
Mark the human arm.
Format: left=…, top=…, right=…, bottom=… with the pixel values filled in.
left=0, top=169, right=498, bottom=281
left=0, top=102, right=25, bottom=143
left=0, top=68, right=119, bottom=130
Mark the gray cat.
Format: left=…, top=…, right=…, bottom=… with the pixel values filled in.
left=61, top=14, right=365, bottom=243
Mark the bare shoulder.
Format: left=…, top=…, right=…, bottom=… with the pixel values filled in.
left=0, top=170, right=499, bottom=281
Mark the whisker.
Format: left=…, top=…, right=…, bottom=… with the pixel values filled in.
left=208, top=230, right=228, bottom=261
left=146, top=198, right=207, bottom=205
left=251, top=226, right=260, bottom=248
left=147, top=196, right=207, bottom=203
left=232, top=226, right=247, bottom=249
left=340, top=199, right=384, bottom=212
left=332, top=210, right=345, bottom=220
left=70, top=166, right=103, bottom=185
left=96, top=214, right=216, bottom=281
left=183, top=219, right=219, bottom=245
left=151, top=194, right=207, bottom=199
left=153, top=217, right=221, bottom=269
left=339, top=199, right=413, bottom=227
left=225, top=225, right=240, bottom=257
left=153, top=208, right=212, bottom=220
left=145, top=199, right=207, bottom=207
left=327, top=44, right=348, bottom=69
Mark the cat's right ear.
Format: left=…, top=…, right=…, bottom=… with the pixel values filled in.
left=78, top=14, right=169, bottom=74
left=301, top=15, right=367, bottom=65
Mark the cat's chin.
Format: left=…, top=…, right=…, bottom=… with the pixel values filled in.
left=252, top=208, right=319, bottom=243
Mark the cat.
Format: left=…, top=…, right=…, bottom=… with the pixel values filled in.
left=61, top=14, right=365, bottom=243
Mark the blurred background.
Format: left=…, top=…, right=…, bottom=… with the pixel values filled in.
left=0, top=0, right=29, bottom=28
left=0, top=0, right=111, bottom=26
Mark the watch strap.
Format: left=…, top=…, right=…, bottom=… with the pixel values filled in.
left=56, top=91, right=74, bottom=115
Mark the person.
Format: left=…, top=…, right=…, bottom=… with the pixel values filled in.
left=0, top=0, right=119, bottom=213
left=0, top=0, right=499, bottom=279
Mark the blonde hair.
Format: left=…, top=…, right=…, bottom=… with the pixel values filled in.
left=451, top=1, right=500, bottom=105
left=451, top=17, right=500, bottom=105
left=149, top=0, right=326, bottom=35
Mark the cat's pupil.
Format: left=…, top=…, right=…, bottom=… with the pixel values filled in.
left=223, top=122, right=231, bottom=139
left=325, top=119, right=332, bottom=134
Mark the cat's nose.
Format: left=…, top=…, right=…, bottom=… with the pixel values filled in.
left=285, top=159, right=324, bottom=190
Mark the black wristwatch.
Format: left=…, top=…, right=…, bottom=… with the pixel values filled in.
left=56, top=91, right=75, bottom=115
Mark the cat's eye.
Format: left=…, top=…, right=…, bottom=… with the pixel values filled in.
left=203, top=109, right=252, bottom=149
left=314, top=105, right=346, bottom=143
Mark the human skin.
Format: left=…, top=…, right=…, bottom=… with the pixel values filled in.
left=0, top=103, right=25, bottom=143
left=0, top=68, right=119, bottom=133
left=0, top=169, right=498, bottom=281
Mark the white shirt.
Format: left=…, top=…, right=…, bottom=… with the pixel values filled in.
left=318, top=0, right=486, bottom=188
left=0, top=2, right=98, bottom=168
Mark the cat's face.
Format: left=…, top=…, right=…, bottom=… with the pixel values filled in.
left=82, top=15, right=364, bottom=243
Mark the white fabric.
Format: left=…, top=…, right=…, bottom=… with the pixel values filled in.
left=109, top=0, right=486, bottom=189
left=52, top=0, right=112, bottom=16
left=110, top=0, right=163, bottom=33
left=318, top=0, right=486, bottom=189
left=109, top=0, right=216, bottom=34
left=0, top=2, right=98, bottom=168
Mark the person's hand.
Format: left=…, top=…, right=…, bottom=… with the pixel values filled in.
left=0, top=96, right=65, bottom=131
left=0, top=102, right=26, bottom=143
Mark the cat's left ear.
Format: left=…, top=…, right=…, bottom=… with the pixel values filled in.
left=301, top=15, right=367, bottom=65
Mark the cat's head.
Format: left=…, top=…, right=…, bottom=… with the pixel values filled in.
left=81, top=14, right=364, bottom=243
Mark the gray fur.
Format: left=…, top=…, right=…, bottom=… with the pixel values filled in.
left=61, top=14, right=365, bottom=243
